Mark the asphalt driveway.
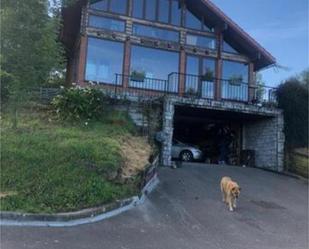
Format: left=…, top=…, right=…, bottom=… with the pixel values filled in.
left=1, top=164, right=308, bottom=249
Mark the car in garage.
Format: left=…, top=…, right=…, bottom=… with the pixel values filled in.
left=171, top=139, right=203, bottom=162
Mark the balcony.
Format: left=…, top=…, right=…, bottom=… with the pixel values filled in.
left=98, top=73, right=277, bottom=106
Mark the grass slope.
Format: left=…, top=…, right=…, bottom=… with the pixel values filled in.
left=0, top=108, right=144, bottom=213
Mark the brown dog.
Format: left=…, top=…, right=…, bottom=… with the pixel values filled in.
left=220, top=176, right=241, bottom=212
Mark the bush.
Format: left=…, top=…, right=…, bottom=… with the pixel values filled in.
left=277, top=78, right=308, bottom=149
left=0, top=70, right=14, bottom=105
left=52, top=87, right=107, bottom=121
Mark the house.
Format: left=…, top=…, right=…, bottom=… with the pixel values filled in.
left=61, top=0, right=284, bottom=171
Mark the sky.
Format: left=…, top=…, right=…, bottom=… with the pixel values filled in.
left=210, top=0, right=309, bottom=87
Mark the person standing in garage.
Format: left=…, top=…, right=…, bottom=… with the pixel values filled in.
left=218, top=126, right=233, bottom=165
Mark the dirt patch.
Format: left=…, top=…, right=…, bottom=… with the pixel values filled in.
left=119, top=136, right=152, bottom=179
left=0, top=191, right=17, bottom=199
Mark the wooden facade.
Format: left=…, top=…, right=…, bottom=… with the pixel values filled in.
left=62, top=0, right=276, bottom=103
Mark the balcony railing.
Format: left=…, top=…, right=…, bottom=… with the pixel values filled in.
left=115, top=74, right=177, bottom=94
left=110, top=73, right=277, bottom=105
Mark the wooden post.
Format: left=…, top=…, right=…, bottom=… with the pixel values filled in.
left=77, top=35, right=87, bottom=87
left=178, top=49, right=186, bottom=96
left=215, top=28, right=223, bottom=100
left=248, top=62, right=255, bottom=102
left=122, top=40, right=131, bottom=88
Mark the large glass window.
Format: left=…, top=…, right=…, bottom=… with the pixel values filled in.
left=201, top=58, right=215, bottom=98
left=222, top=60, right=248, bottom=82
left=90, top=0, right=127, bottom=15
left=171, top=0, right=181, bottom=26
left=132, top=0, right=143, bottom=18
left=186, top=10, right=202, bottom=30
left=185, top=55, right=215, bottom=98
left=185, top=7, right=213, bottom=31
left=223, top=41, right=239, bottom=54
left=145, top=0, right=156, bottom=20
left=133, top=0, right=182, bottom=26
left=85, top=38, right=124, bottom=84
left=159, top=0, right=169, bottom=23
left=90, top=0, right=108, bottom=11
left=109, top=0, right=127, bottom=14
left=133, top=23, right=179, bottom=42
left=186, top=34, right=216, bottom=49
left=185, top=56, right=199, bottom=94
left=130, top=46, right=179, bottom=92
left=222, top=60, right=249, bottom=101
left=88, top=15, right=125, bottom=32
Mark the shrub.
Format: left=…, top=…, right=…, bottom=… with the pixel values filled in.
left=52, top=87, right=107, bottom=121
left=276, top=78, right=308, bottom=149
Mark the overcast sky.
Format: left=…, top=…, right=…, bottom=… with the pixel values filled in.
left=211, top=0, right=309, bottom=86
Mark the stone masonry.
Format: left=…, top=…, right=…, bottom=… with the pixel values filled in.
left=160, top=96, right=285, bottom=171
left=104, top=93, right=285, bottom=172
left=243, top=114, right=285, bottom=172
left=161, top=98, right=175, bottom=167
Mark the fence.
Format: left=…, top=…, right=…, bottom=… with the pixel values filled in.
left=30, top=87, right=61, bottom=103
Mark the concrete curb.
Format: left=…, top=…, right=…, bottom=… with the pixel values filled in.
left=0, top=175, right=159, bottom=227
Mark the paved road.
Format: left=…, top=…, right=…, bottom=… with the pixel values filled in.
left=1, top=164, right=308, bottom=249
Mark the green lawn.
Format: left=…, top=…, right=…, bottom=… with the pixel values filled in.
left=0, top=108, right=145, bottom=213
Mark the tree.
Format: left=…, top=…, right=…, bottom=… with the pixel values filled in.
left=276, top=71, right=309, bottom=149
left=255, top=73, right=266, bottom=102
left=1, top=0, right=65, bottom=127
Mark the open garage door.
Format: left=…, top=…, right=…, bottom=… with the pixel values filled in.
left=172, top=105, right=242, bottom=164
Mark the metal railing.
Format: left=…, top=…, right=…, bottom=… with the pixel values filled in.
left=221, top=79, right=249, bottom=102
left=100, top=73, right=278, bottom=105
left=252, top=85, right=277, bottom=105
left=116, top=74, right=169, bottom=92
left=169, top=72, right=215, bottom=99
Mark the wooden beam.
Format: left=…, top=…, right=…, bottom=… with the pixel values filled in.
left=77, top=35, right=87, bottom=87
left=179, top=49, right=186, bottom=96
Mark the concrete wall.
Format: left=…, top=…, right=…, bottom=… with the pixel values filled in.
left=243, top=114, right=285, bottom=172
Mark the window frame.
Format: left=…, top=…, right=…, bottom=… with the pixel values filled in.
left=186, top=33, right=217, bottom=50
left=222, top=40, right=240, bottom=55
left=84, top=36, right=125, bottom=85
left=129, top=44, right=180, bottom=92
left=132, top=0, right=182, bottom=27
left=184, top=5, right=214, bottom=32
left=88, top=14, right=126, bottom=32
left=185, top=54, right=217, bottom=78
left=221, top=59, right=249, bottom=83
left=89, top=0, right=129, bottom=16
left=185, top=54, right=217, bottom=98
left=132, top=23, right=180, bottom=43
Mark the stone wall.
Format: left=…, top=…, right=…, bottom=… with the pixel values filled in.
left=243, top=114, right=285, bottom=172
left=109, top=95, right=285, bottom=172
left=114, top=101, right=162, bottom=137
left=161, top=99, right=174, bottom=167
left=160, top=96, right=285, bottom=172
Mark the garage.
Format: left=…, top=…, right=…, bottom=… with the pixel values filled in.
left=161, top=98, right=284, bottom=171
left=172, top=105, right=244, bottom=164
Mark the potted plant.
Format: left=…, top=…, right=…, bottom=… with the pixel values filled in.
left=200, top=69, right=214, bottom=82
left=228, top=75, right=243, bottom=85
left=185, top=87, right=198, bottom=97
left=131, top=70, right=146, bottom=82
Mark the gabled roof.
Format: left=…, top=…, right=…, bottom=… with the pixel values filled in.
left=187, top=0, right=276, bottom=70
